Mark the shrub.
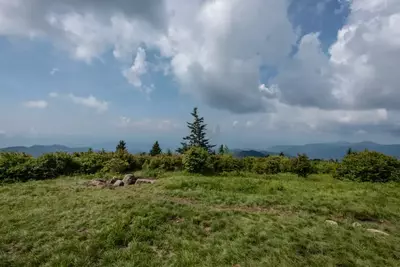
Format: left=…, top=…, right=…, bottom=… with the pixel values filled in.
left=76, top=152, right=107, bottom=174
left=252, top=156, right=282, bottom=175
left=292, top=154, right=312, bottom=178
left=335, top=151, right=400, bottom=182
left=183, top=147, right=213, bottom=174
left=33, top=152, right=80, bottom=179
left=102, top=158, right=129, bottom=174
left=312, top=160, right=338, bottom=174
left=213, top=155, right=241, bottom=173
left=0, top=153, right=33, bottom=182
left=279, top=156, right=292, bottom=173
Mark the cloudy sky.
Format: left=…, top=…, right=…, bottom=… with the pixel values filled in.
left=1, top=0, right=400, bottom=148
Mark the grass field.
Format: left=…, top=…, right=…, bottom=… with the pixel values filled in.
left=0, top=173, right=399, bottom=267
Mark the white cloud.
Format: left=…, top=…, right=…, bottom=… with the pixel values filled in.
left=232, top=120, right=239, bottom=127
left=24, top=100, right=48, bottom=109
left=48, top=92, right=58, bottom=98
left=50, top=67, right=59, bottom=75
left=68, top=94, right=108, bottom=113
left=123, top=47, right=147, bottom=88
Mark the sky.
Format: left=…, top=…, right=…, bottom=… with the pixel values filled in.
left=1, top=0, right=400, bottom=149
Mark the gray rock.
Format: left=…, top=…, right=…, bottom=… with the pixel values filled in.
left=325, top=220, right=338, bottom=226
left=366, top=229, right=389, bottom=236
left=108, top=177, right=119, bottom=185
left=123, top=174, right=136, bottom=185
left=135, top=179, right=156, bottom=184
left=88, top=179, right=106, bottom=187
left=113, top=180, right=125, bottom=187
left=352, top=222, right=362, bottom=228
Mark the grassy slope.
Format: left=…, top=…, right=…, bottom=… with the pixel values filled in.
left=0, top=173, right=399, bottom=267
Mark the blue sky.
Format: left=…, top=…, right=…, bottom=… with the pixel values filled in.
left=1, top=0, right=400, bottom=149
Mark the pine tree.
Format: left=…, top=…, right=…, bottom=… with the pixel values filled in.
left=218, top=144, right=225, bottom=155
left=166, top=149, right=173, bottom=156
left=116, top=140, right=127, bottom=153
left=347, top=147, right=353, bottom=155
left=177, top=107, right=215, bottom=153
left=279, top=152, right=285, bottom=157
left=150, top=141, right=162, bottom=156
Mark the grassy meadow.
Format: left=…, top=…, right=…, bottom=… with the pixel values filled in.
left=0, top=173, right=399, bottom=266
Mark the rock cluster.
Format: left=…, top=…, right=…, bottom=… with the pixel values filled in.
left=87, top=174, right=155, bottom=188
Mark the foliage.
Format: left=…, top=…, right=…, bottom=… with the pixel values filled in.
left=116, top=140, right=127, bottom=153
left=252, top=156, right=282, bottom=175
left=212, top=154, right=241, bottom=173
left=183, top=147, right=213, bottom=174
left=335, top=150, right=400, bottom=182
left=149, top=141, right=162, bottom=156
left=101, top=158, right=129, bottom=174
left=291, top=153, right=312, bottom=177
left=178, top=107, right=215, bottom=153
left=143, top=155, right=183, bottom=172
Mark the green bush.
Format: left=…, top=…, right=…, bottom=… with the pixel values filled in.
left=312, top=160, right=338, bottom=174
left=291, top=154, right=312, bottom=178
left=33, top=152, right=80, bottom=179
left=252, top=156, right=281, bottom=175
left=335, top=151, right=400, bottom=182
left=75, top=152, right=108, bottom=174
left=0, top=153, right=33, bottom=182
left=102, top=158, right=129, bottom=174
left=213, top=155, right=241, bottom=173
left=183, top=147, right=213, bottom=174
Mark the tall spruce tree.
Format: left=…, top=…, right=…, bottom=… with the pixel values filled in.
left=116, top=140, right=127, bottom=153
left=150, top=141, right=162, bottom=156
left=218, top=144, right=225, bottom=155
left=177, top=107, right=215, bottom=153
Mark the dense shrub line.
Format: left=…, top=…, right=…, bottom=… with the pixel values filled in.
left=1, top=148, right=399, bottom=183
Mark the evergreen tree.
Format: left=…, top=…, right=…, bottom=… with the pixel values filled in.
left=150, top=141, right=162, bottom=156
left=279, top=152, right=285, bottom=157
left=177, top=107, right=215, bottom=153
left=218, top=144, right=225, bottom=155
left=116, top=140, right=127, bottom=153
left=166, top=149, right=173, bottom=156
left=347, top=147, right=353, bottom=155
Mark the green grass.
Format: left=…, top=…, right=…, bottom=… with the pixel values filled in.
left=0, top=173, right=400, bottom=266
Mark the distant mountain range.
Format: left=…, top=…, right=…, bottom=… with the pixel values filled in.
left=1, top=141, right=400, bottom=159
left=0, top=145, right=90, bottom=157
left=267, top=141, right=400, bottom=159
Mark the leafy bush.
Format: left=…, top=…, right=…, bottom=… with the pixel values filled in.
left=312, top=160, right=338, bottom=174
left=0, top=153, right=33, bottom=182
left=33, top=152, right=80, bottom=179
left=335, top=151, right=400, bottom=182
left=252, top=156, right=281, bottom=174
left=183, top=147, right=213, bottom=174
left=143, top=155, right=182, bottom=171
left=213, top=155, right=241, bottom=173
left=291, top=154, right=312, bottom=178
left=102, top=158, right=129, bottom=174
left=76, top=152, right=107, bottom=174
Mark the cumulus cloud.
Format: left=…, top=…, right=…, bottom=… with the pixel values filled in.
left=23, top=100, right=48, bottom=109
left=2, top=0, right=400, bottom=137
left=123, top=47, right=147, bottom=88
left=68, top=94, right=108, bottom=113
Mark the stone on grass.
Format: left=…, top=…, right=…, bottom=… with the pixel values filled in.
left=88, top=179, right=106, bottom=187
left=352, top=222, right=362, bottom=228
left=366, top=229, right=389, bottom=236
left=108, top=177, right=119, bottom=185
left=113, top=180, right=124, bottom=187
left=325, top=220, right=338, bottom=226
left=123, top=174, right=136, bottom=185
left=135, top=179, right=156, bottom=184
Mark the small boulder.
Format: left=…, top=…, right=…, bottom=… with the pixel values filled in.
left=366, top=229, right=389, bottom=236
left=135, top=179, right=156, bottom=184
left=108, top=177, right=119, bottom=185
left=325, top=220, right=338, bottom=226
left=88, top=179, right=106, bottom=187
left=123, top=174, right=136, bottom=185
left=352, top=222, right=362, bottom=228
left=113, top=180, right=124, bottom=187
